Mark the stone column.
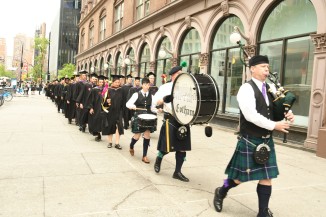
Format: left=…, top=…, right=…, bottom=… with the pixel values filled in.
left=243, top=44, right=256, bottom=82
left=199, top=53, right=209, bottom=74
left=149, top=61, right=156, bottom=72
left=305, top=33, right=326, bottom=153
left=171, top=58, right=178, bottom=67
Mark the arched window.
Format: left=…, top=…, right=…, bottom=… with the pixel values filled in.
left=209, top=16, right=244, bottom=114
left=156, top=37, right=172, bottom=86
left=126, top=48, right=136, bottom=77
left=89, top=20, right=95, bottom=47
left=81, top=29, right=85, bottom=52
left=99, top=10, right=106, bottom=41
left=179, top=28, right=201, bottom=74
left=258, top=0, right=317, bottom=126
left=139, top=43, right=150, bottom=78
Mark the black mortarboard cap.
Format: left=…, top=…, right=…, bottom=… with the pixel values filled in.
left=126, top=74, right=132, bottom=78
left=111, top=75, right=120, bottom=82
left=249, top=55, right=269, bottom=67
left=90, top=73, right=98, bottom=78
left=146, top=72, right=156, bottom=77
left=134, top=76, right=141, bottom=80
left=168, top=66, right=182, bottom=75
left=97, top=75, right=106, bottom=80
left=78, top=70, right=88, bottom=75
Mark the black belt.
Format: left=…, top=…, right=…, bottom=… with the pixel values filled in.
left=164, top=112, right=173, bottom=120
left=240, top=134, right=271, bottom=140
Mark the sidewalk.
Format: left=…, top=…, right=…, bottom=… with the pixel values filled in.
left=0, top=94, right=325, bottom=217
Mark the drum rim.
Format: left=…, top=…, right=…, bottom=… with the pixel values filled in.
left=138, top=114, right=157, bottom=119
left=172, top=73, right=220, bottom=125
left=171, top=73, right=199, bottom=125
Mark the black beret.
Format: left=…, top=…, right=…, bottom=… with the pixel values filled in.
left=249, top=55, right=269, bottom=67
left=169, top=66, right=182, bottom=75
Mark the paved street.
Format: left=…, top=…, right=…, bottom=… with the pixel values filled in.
left=0, top=94, right=326, bottom=217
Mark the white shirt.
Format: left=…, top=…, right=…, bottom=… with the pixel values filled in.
left=237, top=77, right=276, bottom=131
left=151, top=82, right=173, bottom=114
left=126, top=90, right=150, bottom=109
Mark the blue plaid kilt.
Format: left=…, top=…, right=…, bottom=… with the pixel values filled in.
left=225, top=136, right=279, bottom=182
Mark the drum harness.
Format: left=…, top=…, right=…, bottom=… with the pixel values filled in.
left=238, top=135, right=271, bottom=165
left=163, top=112, right=188, bottom=141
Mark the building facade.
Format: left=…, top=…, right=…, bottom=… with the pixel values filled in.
left=75, top=0, right=326, bottom=155
left=49, top=0, right=81, bottom=78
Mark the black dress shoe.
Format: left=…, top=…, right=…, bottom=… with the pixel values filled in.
left=154, top=157, right=162, bottom=173
left=115, top=144, right=122, bottom=150
left=172, top=172, right=189, bottom=182
left=213, top=187, right=226, bottom=212
left=95, top=137, right=101, bottom=142
left=257, top=208, right=273, bottom=217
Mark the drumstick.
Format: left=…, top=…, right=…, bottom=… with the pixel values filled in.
left=134, top=108, right=147, bottom=111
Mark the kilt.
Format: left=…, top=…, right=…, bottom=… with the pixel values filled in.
left=157, top=116, right=191, bottom=152
left=131, top=113, right=157, bottom=134
left=225, top=136, right=279, bottom=182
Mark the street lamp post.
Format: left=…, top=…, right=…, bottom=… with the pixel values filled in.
left=47, top=32, right=51, bottom=82
left=19, top=43, right=24, bottom=88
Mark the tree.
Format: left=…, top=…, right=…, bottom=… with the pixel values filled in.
left=0, top=64, right=15, bottom=78
left=32, top=37, right=49, bottom=83
left=58, top=63, right=76, bottom=79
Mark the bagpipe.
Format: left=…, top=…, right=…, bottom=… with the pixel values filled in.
left=267, top=72, right=296, bottom=143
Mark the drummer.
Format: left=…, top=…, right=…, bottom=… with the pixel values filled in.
left=126, top=77, right=156, bottom=164
left=151, top=65, right=191, bottom=182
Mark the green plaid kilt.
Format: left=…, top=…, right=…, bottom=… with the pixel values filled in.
left=225, top=136, right=279, bottom=182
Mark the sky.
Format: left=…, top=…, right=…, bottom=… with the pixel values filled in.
left=0, top=0, right=61, bottom=56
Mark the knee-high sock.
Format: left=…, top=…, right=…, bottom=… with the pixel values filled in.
left=157, top=151, right=167, bottom=158
left=143, top=138, right=150, bottom=157
left=175, top=151, right=186, bottom=173
left=129, top=137, right=138, bottom=149
left=257, top=184, right=272, bottom=214
left=219, top=179, right=238, bottom=196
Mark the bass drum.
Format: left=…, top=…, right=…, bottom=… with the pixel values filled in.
left=171, top=73, right=220, bottom=125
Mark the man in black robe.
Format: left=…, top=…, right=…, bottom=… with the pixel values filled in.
left=121, top=74, right=133, bottom=129
left=146, top=72, right=158, bottom=96
left=87, top=75, right=105, bottom=141
left=75, top=70, right=90, bottom=132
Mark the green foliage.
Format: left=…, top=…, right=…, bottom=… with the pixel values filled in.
left=58, top=63, right=76, bottom=79
left=0, top=64, right=15, bottom=78
left=32, top=37, right=49, bottom=81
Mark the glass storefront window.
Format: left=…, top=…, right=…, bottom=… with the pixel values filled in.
left=126, top=49, right=135, bottom=77
left=210, top=16, right=244, bottom=114
left=261, top=1, right=317, bottom=40
left=180, top=28, right=201, bottom=73
left=259, top=0, right=317, bottom=127
left=156, top=37, right=173, bottom=86
left=139, top=43, right=150, bottom=78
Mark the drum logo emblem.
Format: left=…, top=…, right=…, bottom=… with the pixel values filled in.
left=176, top=104, right=195, bottom=116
